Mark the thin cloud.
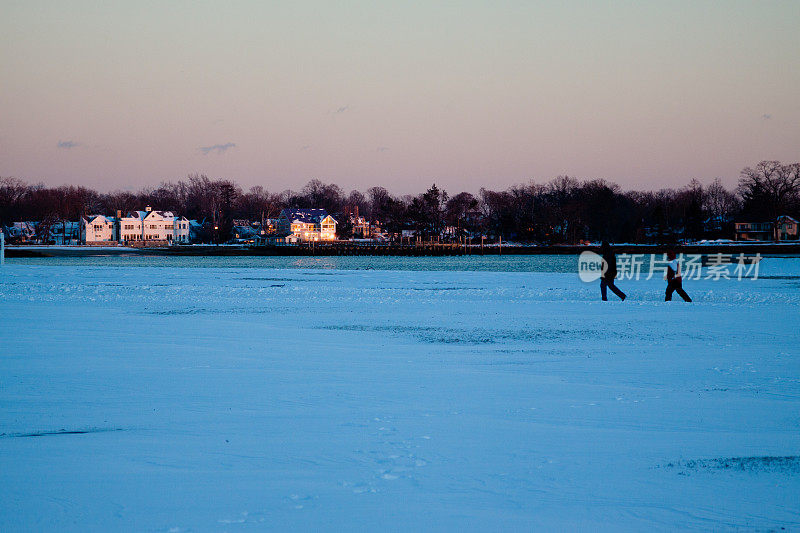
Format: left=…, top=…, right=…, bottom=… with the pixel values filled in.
left=762, top=114, right=772, bottom=120
left=57, top=140, right=80, bottom=149
left=376, top=146, right=389, bottom=152
left=300, top=145, right=312, bottom=151
left=199, top=142, right=236, bottom=155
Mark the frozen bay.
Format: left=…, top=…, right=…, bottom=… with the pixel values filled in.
left=1, top=256, right=799, bottom=531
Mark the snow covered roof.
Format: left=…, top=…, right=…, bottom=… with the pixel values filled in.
left=140, top=210, right=175, bottom=220
left=86, top=214, right=115, bottom=223
left=13, top=221, right=37, bottom=230
left=280, top=209, right=337, bottom=224
left=123, top=211, right=148, bottom=220
left=123, top=210, right=181, bottom=221
left=8, top=222, right=37, bottom=237
left=48, top=222, right=79, bottom=233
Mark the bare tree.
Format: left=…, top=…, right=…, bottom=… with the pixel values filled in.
left=0, top=177, right=29, bottom=224
left=366, top=186, right=391, bottom=222
left=301, top=179, right=344, bottom=213
left=345, top=190, right=368, bottom=218
left=445, top=192, right=479, bottom=238
left=703, top=178, right=739, bottom=237
left=738, top=161, right=800, bottom=240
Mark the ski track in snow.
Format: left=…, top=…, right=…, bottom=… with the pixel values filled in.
left=0, top=258, right=799, bottom=531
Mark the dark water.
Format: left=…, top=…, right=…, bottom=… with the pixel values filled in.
left=7, top=254, right=580, bottom=272
left=7, top=253, right=796, bottom=275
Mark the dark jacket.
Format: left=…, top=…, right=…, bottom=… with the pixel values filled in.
left=602, top=250, right=617, bottom=280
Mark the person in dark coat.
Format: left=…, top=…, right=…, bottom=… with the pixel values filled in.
left=600, top=241, right=626, bottom=301
left=665, top=250, right=692, bottom=302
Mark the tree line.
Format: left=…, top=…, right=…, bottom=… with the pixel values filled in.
left=1, top=161, right=798, bottom=243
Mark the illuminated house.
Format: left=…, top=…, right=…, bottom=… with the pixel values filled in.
left=276, top=209, right=337, bottom=242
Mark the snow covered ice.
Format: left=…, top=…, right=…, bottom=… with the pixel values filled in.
left=1, top=256, right=799, bottom=531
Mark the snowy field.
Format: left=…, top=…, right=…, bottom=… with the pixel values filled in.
left=1, top=256, right=799, bottom=531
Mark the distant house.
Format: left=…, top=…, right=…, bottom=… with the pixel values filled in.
left=83, top=207, right=191, bottom=244
left=349, top=215, right=384, bottom=240
left=188, top=219, right=206, bottom=243
left=8, top=222, right=38, bottom=243
left=263, top=218, right=278, bottom=235
left=119, top=211, right=143, bottom=242
left=83, top=215, right=117, bottom=243
left=4, top=220, right=79, bottom=244
left=734, top=221, right=770, bottom=241
left=276, top=209, right=337, bottom=241
left=642, top=225, right=684, bottom=242
left=232, top=224, right=258, bottom=242
left=735, top=216, right=799, bottom=242
left=231, top=219, right=274, bottom=242
left=48, top=221, right=80, bottom=245
left=262, top=233, right=300, bottom=245
left=703, top=215, right=733, bottom=237
left=777, top=215, right=799, bottom=241
left=343, top=206, right=382, bottom=240
left=120, top=207, right=190, bottom=244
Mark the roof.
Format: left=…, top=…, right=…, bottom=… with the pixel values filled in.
left=13, top=221, right=37, bottom=230
left=736, top=217, right=799, bottom=225
left=123, top=210, right=180, bottom=221
left=147, top=210, right=175, bottom=219
left=280, top=208, right=336, bottom=224
left=86, top=214, right=115, bottom=223
left=123, top=211, right=149, bottom=220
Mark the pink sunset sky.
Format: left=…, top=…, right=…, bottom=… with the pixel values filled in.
left=1, top=1, right=798, bottom=194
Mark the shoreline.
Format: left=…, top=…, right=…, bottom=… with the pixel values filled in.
left=5, top=243, right=800, bottom=258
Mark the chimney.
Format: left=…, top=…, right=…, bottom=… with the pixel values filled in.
left=115, top=210, right=122, bottom=242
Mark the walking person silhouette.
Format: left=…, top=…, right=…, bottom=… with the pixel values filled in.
left=665, top=250, right=692, bottom=302
left=600, top=241, right=626, bottom=301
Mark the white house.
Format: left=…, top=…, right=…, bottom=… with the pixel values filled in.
left=173, top=216, right=191, bottom=243
left=82, top=215, right=117, bottom=243
left=276, top=209, right=337, bottom=242
left=119, top=211, right=144, bottom=242
left=82, top=207, right=192, bottom=244
left=120, top=208, right=191, bottom=243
